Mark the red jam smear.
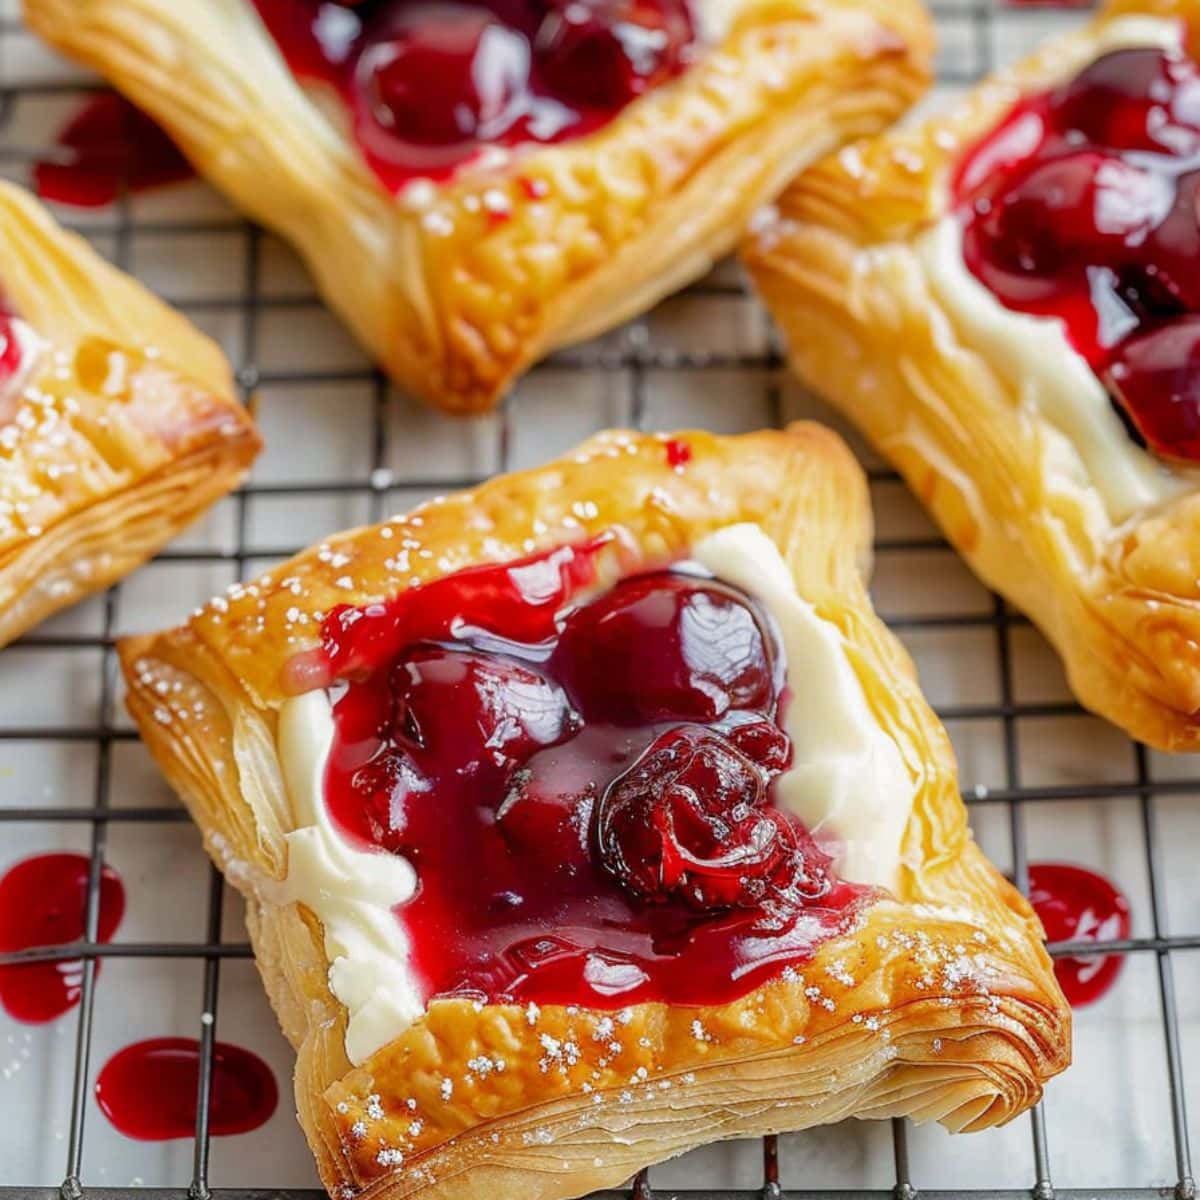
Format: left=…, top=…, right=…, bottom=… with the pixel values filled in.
left=317, top=541, right=868, bottom=1008
left=0, top=313, right=24, bottom=390
left=34, top=94, right=194, bottom=209
left=0, top=853, right=125, bottom=1024
left=1028, top=862, right=1130, bottom=1007
left=249, top=0, right=697, bottom=191
left=95, top=1037, right=278, bottom=1140
left=953, top=42, right=1200, bottom=462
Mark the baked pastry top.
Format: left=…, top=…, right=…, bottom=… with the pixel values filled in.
left=744, top=0, right=1200, bottom=751
left=0, top=179, right=259, bottom=647
left=26, top=0, right=932, bottom=413
left=119, top=426, right=1069, bottom=1200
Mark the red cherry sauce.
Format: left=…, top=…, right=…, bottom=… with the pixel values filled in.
left=0, top=853, right=125, bottom=1023
left=953, top=42, right=1200, bottom=462
left=34, top=94, right=194, bottom=208
left=0, top=312, right=24, bottom=389
left=664, top=436, right=693, bottom=468
left=249, top=0, right=697, bottom=191
left=313, top=539, right=868, bottom=1009
left=95, top=1037, right=278, bottom=1140
left=1028, top=862, right=1130, bottom=1007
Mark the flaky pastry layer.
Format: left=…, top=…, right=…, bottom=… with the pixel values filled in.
left=25, top=0, right=932, bottom=413
left=744, top=0, right=1200, bottom=751
left=119, top=427, right=1068, bottom=1200
left=0, top=181, right=259, bottom=646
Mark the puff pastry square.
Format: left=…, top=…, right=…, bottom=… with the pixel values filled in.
left=744, top=0, right=1200, bottom=751
left=119, top=426, right=1069, bottom=1200
left=0, top=180, right=259, bottom=647
left=26, top=0, right=931, bottom=414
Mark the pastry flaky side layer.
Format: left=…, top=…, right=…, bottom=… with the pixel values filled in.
left=743, top=0, right=1200, bottom=751
left=0, top=180, right=259, bottom=647
left=25, top=0, right=932, bottom=415
left=118, top=426, right=1069, bottom=1200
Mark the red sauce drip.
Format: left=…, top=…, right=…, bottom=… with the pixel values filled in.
left=34, top=94, right=194, bottom=209
left=0, top=315, right=23, bottom=388
left=1028, top=862, right=1130, bottom=1007
left=95, top=1037, right=278, bottom=1140
left=0, top=853, right=124, bottom=1024
left=664, top=437, right=692, bottom=468
left=249, top=0, right=697, bottom=191
left=952, top=43, right=1200, bottom=462
left=317, top=541, right=868, bottom=1009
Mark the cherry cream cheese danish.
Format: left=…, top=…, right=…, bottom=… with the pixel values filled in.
left=119, top=427, right=1068, bottom=1200
left=25, top=0, right=932, bottom=414
left=0, top=180, right=258, bottom=647
left=745, top=0, right=1200, bottom=751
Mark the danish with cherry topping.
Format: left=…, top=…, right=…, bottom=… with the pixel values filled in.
left=120, top=426, right=1068, bottom=1200
left=25, top=0, right=932, bottom=412
left=746, top=0, right=1200, bottom=751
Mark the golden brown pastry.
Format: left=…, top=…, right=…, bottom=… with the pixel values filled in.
left=744, top=0, right=1200, bottom=751
left=119, top=426, right=1069, bottom=1200
left=0, top=179, right=259, bottom=647
left=25, top=0, right=932, bottom=414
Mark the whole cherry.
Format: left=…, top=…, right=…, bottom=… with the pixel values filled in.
left=535, top=0, right=692, bottom=110
left=594, top=726, right=826, bottom=914
left=552, top=575, right=776, bottom=725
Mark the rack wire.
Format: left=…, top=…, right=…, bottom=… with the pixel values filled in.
left=0, top=1, right=1197, bottom=1197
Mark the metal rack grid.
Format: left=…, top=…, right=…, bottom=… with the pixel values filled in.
left=0, top=1, right=1197, bottom=1197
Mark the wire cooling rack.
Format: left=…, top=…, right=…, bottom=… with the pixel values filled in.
left=0, top=1, right=1198, bottom=1197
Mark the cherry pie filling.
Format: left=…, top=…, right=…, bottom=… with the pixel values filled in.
left=0, top=304, right=39, bottom=420
left=249, top=0, right=698, bottom=192
left=953, top=41, right=1200, bottom=463
left=314, top=539, right=870, bottom=1009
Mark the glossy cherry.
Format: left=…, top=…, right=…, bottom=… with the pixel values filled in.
left=1104, top=316, right=1200, bottom=458
left=595, top=725, right=824, bottom=913
left=1027, top=862, right=1130, bottom=1007
left=0, top=853, right=125, bottom=1024
left=1048, top=47, right=1200, bottom=154
left=357, top=7, right=529, bottom=146
left=314, top=543, right=867, bottom=1009
left=95, top=1037, right=278, bottom=1140
left=954, top=45, right=1200, bottom=462
left=535, top=0, right=694, bottom=110
left=551, top=574, right=777, bottom=725
left=251, top=0, right=696, bottom=190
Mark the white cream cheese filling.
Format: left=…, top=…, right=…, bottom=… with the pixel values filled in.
left=914, top=15, right=1194, bottom=526
left=276, top=692, right=422, bottom=1066
left=276, top=522, right=915, bottom=1062
left=690, top=525, right=913, bottom=890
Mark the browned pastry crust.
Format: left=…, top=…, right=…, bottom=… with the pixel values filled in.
left=25, top=0, right=932, bottom=414
left=118, top=426, right=1069, bottom=1200
left=743, top=0, right=1200, bottom=752
left=0, top=180, right=259, bottom=646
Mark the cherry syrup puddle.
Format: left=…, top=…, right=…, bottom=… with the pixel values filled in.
left=952, top=41, right=1200, bottom=462
left=34, top=94, right=194, bottom=209
left=0, top=853, right=124, bottom=1023
left=249, top=0, right=698, bottom=191
left=301, top=535, right=870, bottom=1012
left=95, top=1038, right=278, bottom=1140
left=1027, top=861, right=1130, bottom=1007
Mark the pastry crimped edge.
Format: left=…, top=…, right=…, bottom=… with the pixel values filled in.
left=743, top=0, right=1200, bottom=752
left=0, top=180, right=260, bottom=646
left=25, top=0, right=933, bottom=414
left=117, top=425, right=1069, bottom=1200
